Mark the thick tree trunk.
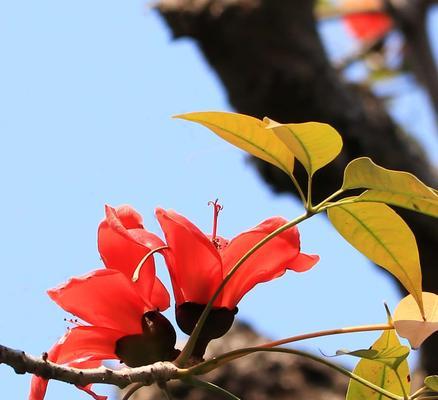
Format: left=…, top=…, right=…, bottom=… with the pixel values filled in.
left=157, top=0, right=438, bottom=374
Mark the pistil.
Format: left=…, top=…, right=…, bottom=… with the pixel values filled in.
left=208, top=199, right=223, bottom=245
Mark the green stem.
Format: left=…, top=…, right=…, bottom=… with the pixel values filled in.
left=175, top=212, right=312, bottom=366
left=189, top=323, right=393, bottom=375
left=159, top=383, right=173, bottom=400
left=121, top=383, right=146, bottom=400
left=184, top=376, right=241, bottom=400
left=411, top=387, right=430, bottom=399
left=312, top=188, right=345, bottom=211
left=290, top=173, right=307, bottom=206
left=318, top=197, right=358, bottom=213
left=254, top=322, right=392, bottom=348
left=189, top=347, right=403, bottom=400
left=395, top=369, right=409, bottom=400
left=306, top=174, right=313, bottom=211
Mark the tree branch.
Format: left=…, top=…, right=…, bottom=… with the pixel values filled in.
left=385, top=0, right=438, bottom=119
left=0, top=344, right=183, bottom=388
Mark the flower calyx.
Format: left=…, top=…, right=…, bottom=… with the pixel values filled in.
left=176, top=302, right=238, bottom=360
left=115, top=311, right=180, bottom=368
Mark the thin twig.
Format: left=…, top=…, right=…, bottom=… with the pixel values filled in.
left=122, top=383, right=147, bottom=400
left=411, top=387, right=430, bottom=399
left=335, top=36, right=388, bottom=71
left=257, top=322, right=393, bottom=349
left=189, top=322, right=393, bottom=374
left=184, top=376, right=241, bottom=400
left=159, top=382, right=173, bottom=400
left=384, top=0, right=438, bottom=119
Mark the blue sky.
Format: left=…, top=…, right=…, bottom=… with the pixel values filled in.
left=0, top=1, right=436, bottom=399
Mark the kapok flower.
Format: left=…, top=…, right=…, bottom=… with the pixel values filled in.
left=98, top=204, right=169, bottom=307
left=344, top=12, right=392, bottom=41
left=156, top=202, right=319, bottom=357
left=341, top=0, right=392, bottom=41
left=29, top=269, right=178, bottom=400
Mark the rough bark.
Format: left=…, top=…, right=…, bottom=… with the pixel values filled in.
left=0, top=344, right=179, bottom=388
left=157, top=0, right=438, bottom=373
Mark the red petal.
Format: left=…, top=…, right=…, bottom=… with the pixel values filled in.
left=290, top=253, right=320, bottom=272
left=69, top=359, right=102, bottom=369
left=160, top=247, right=184, bottom=305
left=48, top=269, right=146, bottom=334
left=151, top=277, right=171, bottom=311
left=77, top=385, right=108, bottom=400
left=107, top=204, right=143, bottom=229
left=98, top=205, right=165, bottom=298
left=156, top=208, right=223, bottom=305
left=220, top=217, right=318, bottom=308
left=344, top=13, right=392, bottom=41
left=73, top=361, right=109, bottom=399
left=56, top=326, right=122, bottom=365
left=28, top=337, right=65, bottom=400
left=29, top=331, right=118, bottom=400
left=29, top=375, right=49, bottom=400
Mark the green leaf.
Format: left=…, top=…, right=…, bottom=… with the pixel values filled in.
left=424, top=375, right=438, bottom=392
left=264, top=118, right=343, bottom=176
left=357, top=190, right=438, bottom=218
left=342, top=157, right=438, bottom=217
left=336, top=345, right=409, bottom=371
left=327, top=202, right=424, bottom=316
left=346, top=329, right=411, bottom=400
left=175, top=112, right=294, bottom=176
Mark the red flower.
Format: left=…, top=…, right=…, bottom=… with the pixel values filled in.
left=156, top=207, right=319, bottom=310
left=29, top=268, right=177, bottom=400
left=155, top=205, right=319, bottom=357
left=98, top=205, right=169, bottom=308
left=344, top=12, right=392, bottom=41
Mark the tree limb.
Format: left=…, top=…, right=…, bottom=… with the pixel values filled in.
left=385, top=0, right=438, bottom=119
left=0, top=344, right=182, bottom=388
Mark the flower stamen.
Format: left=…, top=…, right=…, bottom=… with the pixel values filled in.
left=132, top=245, right=169, bottom=282
left=208, top=199, right=223, bottom=246
left=64, top=318, right=86, bottom=327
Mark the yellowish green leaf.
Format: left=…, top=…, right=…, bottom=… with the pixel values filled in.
left=336, top=345, right=409, bottom=370
left=356, top=190, right=438, bottom=218
left=175, top=112, right=294, bottom=176
left=264, top=118, right=342, bottom=176
left=393, top=292, right=438, bottom=349
left=425, top=375, right=438, bottom=392
left=343, top=157, right=438, bottom=217
left=327, top=202, right=424, bottom=316
left=346, top=329, right=411, bottom=400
